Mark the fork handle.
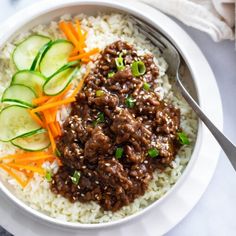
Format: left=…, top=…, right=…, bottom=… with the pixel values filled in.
left=177, top=73, right=236, bottom=170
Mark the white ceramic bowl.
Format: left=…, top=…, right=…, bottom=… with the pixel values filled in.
left=0, top=0, right=223, bottom=233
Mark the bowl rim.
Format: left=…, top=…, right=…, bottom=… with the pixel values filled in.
left=0, top=0, right=222, bottom=231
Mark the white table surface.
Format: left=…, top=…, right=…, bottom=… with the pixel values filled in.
left=0, top=0, right=236, bottom=235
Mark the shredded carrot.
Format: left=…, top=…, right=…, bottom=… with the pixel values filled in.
left=49, top=123, right=58, bottom=138
left=69, top=38, right=86, bottom=56
left=0, top=151, right=59, bottom=187
left=7, top=163, right=45, bottom=175
left=34, top=159, right=46, bottom=168
left=77, top=32, right=87, bottom=54
left=76, top=20, right=83, bottom=40
left=80, top=31, right=88, bottom=44
left=0, top=164, right=27, bottom=187
left=70, top=79, right=84, bottom=98
left=0, top=152, right=48, bottom=161
left=72, top=20, right=86, bottom=54
left=47, top=126, right=56, bottom=153
left=81, top=57, right=91, bottom=63
left=14, top=155, right=55, bottom=164
left=50, top=108, right=57, bottom=123
left=59, top=20, right=99, bottom=64
left=46, top=84, right=72, bottom=104
left=23, top=174, right=33, bottom=187
left=0, top=154, right=23, bottom=162
left=69, top=67, right=90, bottom=98
left=55, top=122, right=62, bottom=136
left=59, top=21, right=79, bottom=47
left=68, top=48, right=100, bottom=62
left=42, top=110, right=54, bottom=124
left=69, top=47, right=80, bottom=57
left=24, top=171, right=34, bottom=179
left=32, top=97, right=75, bottom=113
left=68, top=22, right=79, bottom=41
left=33, top=96, right=51, bottom=106
left=9, top=167, right=34, bottom=188
left=29, top=110, right=44, bottom=127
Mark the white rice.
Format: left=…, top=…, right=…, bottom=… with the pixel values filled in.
left=0, top=13, right=197, bottom=223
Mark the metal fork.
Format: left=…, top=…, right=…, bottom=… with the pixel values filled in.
left=132, top=17, right=236, bottom=170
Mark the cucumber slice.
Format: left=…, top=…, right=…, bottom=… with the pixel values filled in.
left=39, top=40, right=74, bottom=77
left=1, top=84, right=36, bottom=108
left=43, top=66, right=79, bottom=96
left=13, top=35, right=51, bottom=70
left=30, top=41, right=52, bottom=71
left=11, top=70, right=46, bottom=96
left=11, top=129, right=50, bottom=151
left=0, top=105, right=41, bottom=142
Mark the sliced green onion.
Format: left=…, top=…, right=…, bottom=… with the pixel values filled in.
left=96, top=90, right=105, bottom=97
left=143, top=82, right=151, bottom=91
left=115, top=54, right=125, bottom=71
left=115, top=147, right=124, bottom=159
left=148, top=148, right=159, bottom=158
left=125, top=96, right=135, bottom=108
left=93, top=112, right=105, bottom=126
left=108, top=72, right=115, bottom=78
left=55, top=148, right=61, bottom=157
left=177, top=132, right=190, bottom=145
left=70, top=170, right=81, bottom=185
left=131, top=61, right=146, bottom=77
left=45, top=171, right=52, bottom=182
left=97, top=112, right=105, bottom=122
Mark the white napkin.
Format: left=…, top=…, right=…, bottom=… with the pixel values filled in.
left=140, top=0, right=235, bottom=41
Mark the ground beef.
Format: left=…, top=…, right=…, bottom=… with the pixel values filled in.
left=51, top=40, right=182, bottom=211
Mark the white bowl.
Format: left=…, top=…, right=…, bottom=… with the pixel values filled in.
left=0, top=0, right=223, bottom=233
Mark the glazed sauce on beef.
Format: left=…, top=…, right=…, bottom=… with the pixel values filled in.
left=51, top=41, right=181, bottom=212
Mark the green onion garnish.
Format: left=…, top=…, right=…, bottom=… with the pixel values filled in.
left=45, top=171, right=52, bottom=182
left=108, top=72, right=115, bottom=78
left=93, top=112, right=105, bottom=126
left=70, top=170, right=81, bottom=185
left=115, top=147, right=124, bottom=159
left=177, top=132, right=190, bottom=145
left=125, top=96, right=135, bottom=108
left=55, top=148, right=61, bottom=157
left=131, top=61, right=146, bottom=77
left=115, top=54, right=125, bottom=71
left=148, top=148, right=159, bottom=158
left=143, top=82, right=151, bottom=91
left=97, top=112, right=105, bottom=122
left=96, top=90, right=105, bottom=97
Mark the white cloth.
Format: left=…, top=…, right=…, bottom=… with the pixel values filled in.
left=140, top=0, right=235, bottom=41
